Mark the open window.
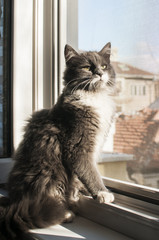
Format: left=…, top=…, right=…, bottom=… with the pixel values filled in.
left=0, top=0, right=159, bottom=239
left=67, top=1, right=159, bottom=238
left=75, top=0, right=159, bottom=190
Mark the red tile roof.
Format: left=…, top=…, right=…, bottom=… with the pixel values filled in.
left=112, top=62, right=154, bottom=77
left=114, top=111, right=157, bottom=153
left=114, top=110, right=159, bottom=173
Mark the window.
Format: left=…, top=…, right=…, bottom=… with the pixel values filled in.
left=0, top=0, right=66, bottom=182
left=76, top=0, right=159, bottom=189
left=0, top=0, right=12, bottom=158
left=131, top=85, right=137, bottom=96
left=155, top=84, right=159, bottom=99
left=0, top=0, right=158, bottom=192
left=0, top=1, right=159, bottom=239
left=131, top=85, right=146, bottom=96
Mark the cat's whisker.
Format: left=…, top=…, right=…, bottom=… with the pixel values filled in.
left=65, top=78, right=82, bottom=88
left=71, top=85, right=79, bottom=94
left=66, top=77, right=90, bottom=89
left=89, top=79, right=100, bottom=91
left=83, top=80, right=92, bottom=91
left=107, top=80, right=115, bottom=86
left=71, top=79, right=90, bottom=94
left=90, top=81, right=97, bottom=91
left=71, top=82, right=82, bottom=94
left=75, top=79, right=88, bottom=93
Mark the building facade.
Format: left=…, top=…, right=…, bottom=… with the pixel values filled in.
left=112, top=62, right=159, bottom=114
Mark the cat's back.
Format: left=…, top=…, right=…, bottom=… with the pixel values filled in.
left=14, top=108, right=60, bottom=162
left=25, top=108, right=60, bottom=133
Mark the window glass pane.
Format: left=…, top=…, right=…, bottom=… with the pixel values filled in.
left=0, top=0, right=12, bottom=157
left=78, top=0, right=159, bottom=188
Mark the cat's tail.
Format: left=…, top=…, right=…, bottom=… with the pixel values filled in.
left=0, top=195, right=68, bottom=240
left=0, top=196, right=37, bottom=240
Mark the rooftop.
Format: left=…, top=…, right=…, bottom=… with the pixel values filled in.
left=112, top=62, right=154, bottom=78
left=114, top=109, right=159, bottom=174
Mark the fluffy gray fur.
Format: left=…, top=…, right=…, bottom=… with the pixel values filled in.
left=0, top=42, right=116, bottom=240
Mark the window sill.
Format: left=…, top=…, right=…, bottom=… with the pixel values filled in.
left=78, top=194, right=159, bottom=240
left=1, top=184, right=159, bottom=240
left=0, top=172, right=159, bottom=240
left=77, top=177, right=159, bottom=240
left=0, top=188, right=132, bottom=240
left=31, top=216, right=132, bottom=240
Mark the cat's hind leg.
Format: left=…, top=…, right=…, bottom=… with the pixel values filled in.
left=37, top=196, right=75, bottom=224
left=29, top=195, right=69, bottom=228
left=67, top=175, right=88, bottom=214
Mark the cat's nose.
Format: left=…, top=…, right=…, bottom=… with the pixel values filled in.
left=94, top=68, right=102, bottom=77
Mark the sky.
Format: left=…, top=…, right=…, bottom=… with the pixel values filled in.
left=78, top=0, right=159, bottom=74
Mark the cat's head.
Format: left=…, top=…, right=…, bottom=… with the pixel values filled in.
left=63, top=43, right=116, bottom=95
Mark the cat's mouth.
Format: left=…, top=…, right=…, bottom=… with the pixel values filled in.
left=93, top=74, right=110, bottom=83
left=89, top=73, right=115, bottom=92
left=93, top=75, right=101, bottom=82
left=89, top=76, right=106, bottom=91
left=93, top=72, right=109, bottom=82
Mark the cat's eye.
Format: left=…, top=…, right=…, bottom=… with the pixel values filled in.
left=101, top=65, right=107, bottom=70
left=82, top=66, right=90, bottom=71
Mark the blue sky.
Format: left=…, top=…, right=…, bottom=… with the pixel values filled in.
left=78, top=0, right=159, bottom=74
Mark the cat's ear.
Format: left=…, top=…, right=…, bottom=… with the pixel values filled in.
left=64, top=44, right=78, bottom=63
left=99, top=42, right=111, bottom=58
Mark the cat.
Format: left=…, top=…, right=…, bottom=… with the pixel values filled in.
left=0, top=42, right=116, bottom=240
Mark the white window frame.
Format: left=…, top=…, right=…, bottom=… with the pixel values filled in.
left=78, top=177, right=159, bottom=240
left=0, top=0, right=67, bottom=182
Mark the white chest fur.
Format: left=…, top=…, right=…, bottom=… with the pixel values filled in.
left=76, top=90, right=115, bottom=160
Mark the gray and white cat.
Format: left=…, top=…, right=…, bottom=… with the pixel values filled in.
left=0, top=42, right=116, bottom=240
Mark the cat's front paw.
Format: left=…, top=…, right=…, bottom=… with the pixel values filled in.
left=96, top=191, right=115, bottom=204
